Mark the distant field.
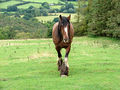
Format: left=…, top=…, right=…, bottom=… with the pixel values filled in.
left=0, top=1, right=21, bottom=9
left=17, top=3, right=41, bottom=9
left=0, top=0, right=77, bottom=10
left=0, top=37, right=120, bottom=90
left=50, top=5, right=62, bottom=9
left=23, top=0, right=60, bottom=3
left=18, top=4, right=62, bottom=9
left=69, top=1, right=77, bottom=5
left=36, top=16, right=58, bottom=23
left=36, top=13, right=80, bottom=23
left=0, top=0, right=76, bottom=9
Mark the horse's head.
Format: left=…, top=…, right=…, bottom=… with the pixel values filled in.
left=59, top=15, right=71, bottom=43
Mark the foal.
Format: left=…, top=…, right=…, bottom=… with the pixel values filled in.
left=52, top=15, right=74, bottom=76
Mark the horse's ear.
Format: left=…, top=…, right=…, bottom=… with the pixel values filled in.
left=67, top=15, right=71, bottom=21
left=59, top=15, right=62, bottom=21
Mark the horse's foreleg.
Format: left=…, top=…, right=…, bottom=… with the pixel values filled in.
left=56, top=47, right=62, bottom=71
left=65, top=45, right=71, bottom=68
left=60, top=45, right=71, bottom=76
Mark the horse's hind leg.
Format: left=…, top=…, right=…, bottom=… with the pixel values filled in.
left=56, top=47, right=62, bottom=71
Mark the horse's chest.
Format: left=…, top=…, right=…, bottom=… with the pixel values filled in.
left=56, top=42, right=70, bottom=48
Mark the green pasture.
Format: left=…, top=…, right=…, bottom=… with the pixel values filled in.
left=17, top=3, right=41, bottom=9
left=23, top=0, right=60, bottom=3
left=68, top=1, right=77, bottom=5
left=0, top=1, right=21, bottom=9
left=0, top=37, right=120, bottom=90
left=36, top=13, right=79, bottom=23
left=50, top=5, right=62, bottom=9
left=36, top=15, right=58, bottom=23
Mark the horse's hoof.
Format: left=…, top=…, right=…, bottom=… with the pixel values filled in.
left=58, top=67, right=61, bottom=71
left=61, top=75, right=68, bottom=77
left=60, top=62, right=69, bottom=76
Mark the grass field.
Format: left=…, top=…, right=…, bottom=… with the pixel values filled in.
left=0, top=37, right=120, bottom=90
left=0, top=0, right=74, bottom=9
left=0, top=0, right=77, bottom=9
left=23, top=0, right=60, bottom=3
left=17, top=3, right=41, bottom=9
left=0, top=1, right=21, bottom=9
left=36, top=13, right=80, bottom=23
left=50, top=5, right=62, bottom=9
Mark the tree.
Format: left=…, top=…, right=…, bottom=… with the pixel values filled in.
left=60, top=3, right=75, bottom=13
left=65, top=3, right=74, bottom=9
left=44, top=22, right=54, bottom=38
left=28, top=6, right=34, bottom=9
left=23, top=13, right=33, bottom=20
left=40, top=9, right=48, bottom=16
left=76, top=0, right=81, bottom=23
left=0, top=27, right=9, bottom=39
left=85, top=0, right=120, bottom=38
left=7, top=6, right=18, bottom=11
left=73, top=0, right=87, bottom=36
left=53, top=17, right=59, bottom=22
left=68, top=8, right=75, bottom=13
left=60, top=0, right=67, bottom=2
left=42, top=2, right=50, bottom=9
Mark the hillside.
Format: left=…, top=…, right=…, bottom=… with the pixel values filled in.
left=0, top=0, right=80, bottom=22
left=0, top=0, right=77, bottom=9
left=0, top=0, right=89, bottom=39
left=0, top=15, right=48, bottom=39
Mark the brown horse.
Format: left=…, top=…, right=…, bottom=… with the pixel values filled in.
left=52, top=15, right=74, bottom=76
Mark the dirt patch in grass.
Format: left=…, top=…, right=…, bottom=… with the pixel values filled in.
left=29, top=52, right=55, bottom=60
left=0, top=78, right=8, bottom=81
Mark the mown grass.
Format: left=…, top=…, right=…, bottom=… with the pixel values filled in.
left=0, top=37, right=120, bottom=90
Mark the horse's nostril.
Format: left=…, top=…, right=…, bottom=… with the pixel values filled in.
left=63, top=39, right=69, bottom=43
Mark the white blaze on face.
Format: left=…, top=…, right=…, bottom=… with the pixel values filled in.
left=64, top=26, right=68, bottom=37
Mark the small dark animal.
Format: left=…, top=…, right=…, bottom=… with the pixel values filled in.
left=52, top=15, right=74, bottom=76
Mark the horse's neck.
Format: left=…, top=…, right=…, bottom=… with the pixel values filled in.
left=57, top=22, right=63, bottom=42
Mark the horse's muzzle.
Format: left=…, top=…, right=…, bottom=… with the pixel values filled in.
left=63, top=38, right=69, bottom=43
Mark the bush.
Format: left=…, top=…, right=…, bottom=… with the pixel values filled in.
left=23, top=13, right=33, bottom=20
left=53, top=17, right=59, bottom=22
left=7, top=6, right=18, bottom=11
left=68, top=8, right=75, bottom=13
left=42, top=2, right=50, bottom=9
left=73, top=19, right=87, bottom=36
left=60, top=3, right=75, bottom=13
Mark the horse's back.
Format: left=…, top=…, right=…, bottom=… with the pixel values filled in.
left=52, top=22, right=60, bottom=44
left=52, top=22, right=58, bottom=36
